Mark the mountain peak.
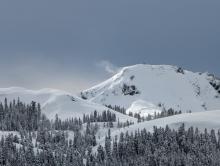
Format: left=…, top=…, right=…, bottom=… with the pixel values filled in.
left=118, top=64, right=180, bottom=76
left=82, top=64, right=220, bottom=116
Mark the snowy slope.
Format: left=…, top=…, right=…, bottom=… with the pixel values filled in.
left=0, top=87, right=135, bottom=122
left=121, top=110, right=220, bottom=132
left=95, top=110, right=220, bottom=149
left=82, top=64, right=220, bottom=116
left=126, top=100, right=162, bottom=116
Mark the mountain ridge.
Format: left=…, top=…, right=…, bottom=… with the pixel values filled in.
left=0, top=87, right=135, bottom=122
left=0, top=64, right=220, bottom=120
left=82, top=64, right=220, bottom=116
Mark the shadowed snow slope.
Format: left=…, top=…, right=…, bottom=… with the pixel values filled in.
left=0, top=87, right=135, bottom=121
left=82, top=64, right=220, bottom=115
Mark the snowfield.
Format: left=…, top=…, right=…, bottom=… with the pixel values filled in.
left=0, top=87, right=135, bottom=122
left=82, top=64, right=220, bottom=116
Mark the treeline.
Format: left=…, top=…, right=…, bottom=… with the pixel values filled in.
left=54, top=110, right=116, bottom=131
left=116, top=119, right=134, bottom=128
left=83, top=110, right=116, bottom=123
left=2, top=124, right=220, bottom=165
left=105, top=105, right=126, bottom=114
left=53, top=114, right=83, bottom=131
left=0, top=123, right=98, bottom=166
left=0, top=98, right=117, bottom=132
left=105, top=104, right=182, bottom=123
left=136, top=108, right=182, bottom=123
left=0, top=98, right=41, bottom=131
left=0, top=98, right=84, bottom=132
left=1, top=99, right=220, bottom=166
left=92, top=124, right=220, bottom=166
left=0, top=99, right=99, bottom=165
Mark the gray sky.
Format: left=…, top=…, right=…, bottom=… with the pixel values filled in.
left=0, top=0, right=220, bottom=93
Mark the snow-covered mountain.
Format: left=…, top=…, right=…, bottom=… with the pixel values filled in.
left=1, top=64, right=220, bottom=125
left=0, top=87, right=134, bottom=122
left=1, top=64, right=220, bottom=158
left=82, top=64, right=220, bottom=116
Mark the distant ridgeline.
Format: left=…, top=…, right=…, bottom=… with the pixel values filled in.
left=0, top=99, right=220, bottom=165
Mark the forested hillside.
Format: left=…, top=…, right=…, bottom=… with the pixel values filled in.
left=1, top=99, right=220, bottom=166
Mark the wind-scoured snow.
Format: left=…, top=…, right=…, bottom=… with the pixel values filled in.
left=0, top=87, right=135, bottom=122
left=82, top=64, right=220, bottom=115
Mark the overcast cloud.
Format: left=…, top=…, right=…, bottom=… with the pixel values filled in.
left=0, top=0, right=219, bottom=93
